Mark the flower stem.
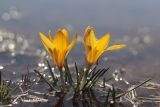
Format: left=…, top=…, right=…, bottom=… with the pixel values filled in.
left=80, top=65, right=91, bottom=91
left=59, top=68, right=65, bottom=93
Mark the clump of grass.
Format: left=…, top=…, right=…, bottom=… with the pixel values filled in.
left=0, top=80, right=18, bottom=104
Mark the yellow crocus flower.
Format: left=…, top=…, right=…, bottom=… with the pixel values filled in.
left=39, top=29, right=77, bottom=69
left=84, top=26, right=126, bottom=66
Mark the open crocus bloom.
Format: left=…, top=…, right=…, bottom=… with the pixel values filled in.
left=39, top=29, right=77, bottom=69
left=84, top=26, right=126, bottom=66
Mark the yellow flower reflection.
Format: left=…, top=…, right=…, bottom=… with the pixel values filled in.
left=39, top=29, right=77, bottom=69
left=84, top=26, right=126, bottom=66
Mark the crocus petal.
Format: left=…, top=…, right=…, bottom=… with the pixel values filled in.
left=90, top=28, right=97, bottom=49
left=39, top=32, right=54, bottom=51
left=48, top=30, right=53, bottom=42
left=92, top=33, right=110, bottom=63
left=86, top=51, right=92, bottom=64
left=84, top=27, right=92, bottom=55
left=53, top=29, right=68, bottom=51
left=94, top=49, right=104, bottom=64
left=48, top=48, right=57, bottom=66
left=96, top=33, right=110, bottom=51
left=87, top=49, right=99, bottom=65
left=66, top=34, right=77, bottom=56
left=61, top=28, right=69, bottom=45
left=58, top=51, right=63, bottom=68
left=105, top=44, right=126, bottom=51
left=60, top=52, right=66, bottom=68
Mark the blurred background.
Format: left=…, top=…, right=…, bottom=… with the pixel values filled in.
left=0, top=0, right=160, bottom=82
